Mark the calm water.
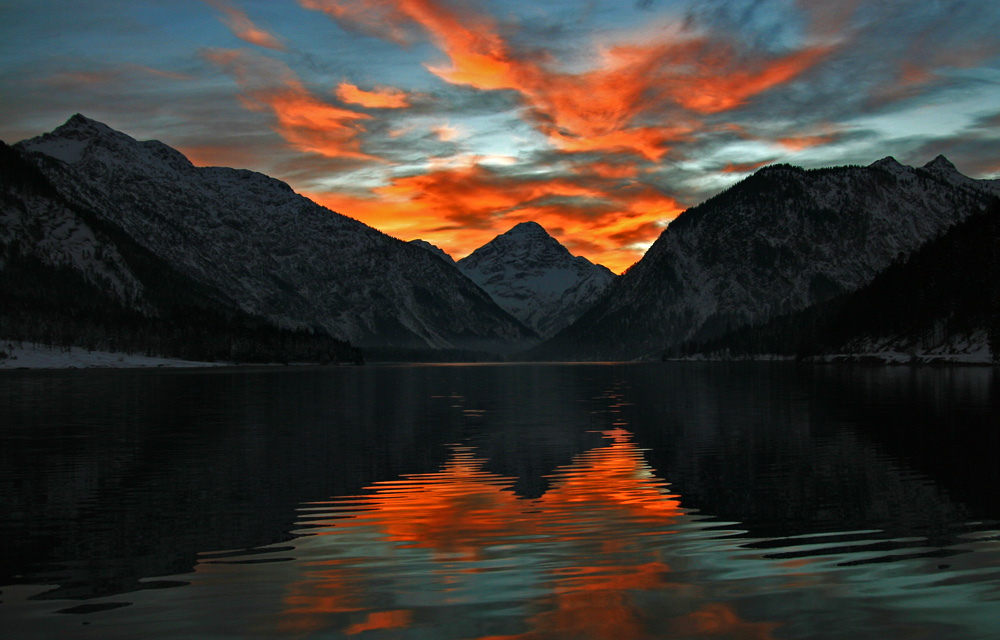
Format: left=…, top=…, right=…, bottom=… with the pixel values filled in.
left=2, top=363, right=999, bottom=639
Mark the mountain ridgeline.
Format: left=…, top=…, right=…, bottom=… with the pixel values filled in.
left=535, top=156, right=1000, bottom=361
left=3, top=114, right=998, bottom=364
left=7, top=115, right=537, bottom=358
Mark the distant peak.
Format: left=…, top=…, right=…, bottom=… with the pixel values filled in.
left=923, top=154, right=957, bottom=172
left=57, top=113, right=113, bottom=135
left=870, top=156, right=913, bottom=175
left=872, top=156, right=904, bottom=168
left=505, top=221, right=549, bottom=236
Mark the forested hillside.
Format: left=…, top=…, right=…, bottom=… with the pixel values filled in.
left=671, top=198, right=1000, bottom=363
left=1, top=141, right=361, bottom=365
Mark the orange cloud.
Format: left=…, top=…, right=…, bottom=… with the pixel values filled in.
left=431, top=123, right=461, bottom=141
left=205, top=0, right=286, bottom=50
left=300, top=1, right=832, bottom=163
left=577, top=162, right=641, bottom=180
left=205, top=49, right=380, bottom=161
left=719, top=159, right=776, bottom=174
left=292, top=1, right=831, bottom=268
left=178, top=143, right=266, bottom=169
left=673, top=44, right=833, bottom=114
left=308, top=160, right=682, bottom=273
left=335, top=81, right=411, bottom=108
left=776, top=132, right=838, bottom=152
left=298, top=0, right=420, bottom=45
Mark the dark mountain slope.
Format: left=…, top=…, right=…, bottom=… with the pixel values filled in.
left=534, top=157, right=997, bottom=360
left=1, top=140, right=359, bottom=364
left=672, top=198, right=1000, bottom=363
left=15, top=115, right=536, bottom=351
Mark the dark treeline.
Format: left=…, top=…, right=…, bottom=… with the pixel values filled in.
left=0, top=253, right=361, bottom=364
left=1, top=141, right=361, bottom=366
left=669, top=198, right=1000, bottom=362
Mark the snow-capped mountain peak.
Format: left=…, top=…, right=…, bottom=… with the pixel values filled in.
left=870, top=156, right=909, bottom=174
left=918, top=154, right=1000, bottom=195
left=504, top=220, right=548, bottom=237
left=456, top=222, right=615, bottom=338
left=922, top=154, right=958, bottom=173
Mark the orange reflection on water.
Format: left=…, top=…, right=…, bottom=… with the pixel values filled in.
left=343, top=609, right=413, bottom=635
left=346, top=446, right=535, bottom=560
left=277, top=428, right=777, bottom=639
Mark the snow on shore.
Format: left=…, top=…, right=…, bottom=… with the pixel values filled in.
left=812, top=330, right=994, bottom=365
left=0, top=342, right=223, bottom=370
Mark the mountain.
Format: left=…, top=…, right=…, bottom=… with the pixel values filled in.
left=12, top=115, right=536, bottom=352
left=452, top=222, right=616, bottom=338
left=535, top=156, right=998, bottom=360
left=408, top=239, right=456, bottom=265
left=1, top=140, right=358, bottom=364
left=671, top=198, right=1000, bottom=363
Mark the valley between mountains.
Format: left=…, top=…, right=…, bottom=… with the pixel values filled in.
left=2, top=115, right=998, bottom=366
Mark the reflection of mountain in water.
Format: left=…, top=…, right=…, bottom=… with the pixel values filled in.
left=617, top=364, right=1000, bottom=540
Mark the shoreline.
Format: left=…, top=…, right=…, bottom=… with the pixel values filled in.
left=0, top=342, right=226, bottom=370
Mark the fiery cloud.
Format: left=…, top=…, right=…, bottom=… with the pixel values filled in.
left=719, top=159, right=777, bottom=174
left=299, top=0, right=832, bottom=164
left=309, top=160, right=683, bottom=272
left=776, top=132, right=839, bottom=152
left=431, top=123, right=461, bottom=141
left=205, top=0, right=287, bottom=50
left=672, top=44, right=834, bottom=114
left=205, top=49, right=380, bottom=161
left=335, top=82, right=411, bottom=108
left=286, top=1, right=839, bottom=270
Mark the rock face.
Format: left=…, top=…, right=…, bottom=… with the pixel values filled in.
left=452, top=222, right=616, bottom=339
left=1, top=140, right=143, bottom=305
left=13, top=114, right=536, bottom=351
left=537, top=156, right=1000, bottom=360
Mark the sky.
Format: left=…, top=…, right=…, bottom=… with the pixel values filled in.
left=1, top=0, right=999, bottom=273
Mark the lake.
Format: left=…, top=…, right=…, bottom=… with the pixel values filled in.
left=2, top=362, right=999, bottom=639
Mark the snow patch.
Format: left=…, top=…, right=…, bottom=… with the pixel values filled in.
left=0, top=342, right=224, bottom=370
left=24, top=138, right=88, bottom=164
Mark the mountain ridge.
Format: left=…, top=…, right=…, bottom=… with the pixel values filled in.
left=533, top=154, right=999, bottom=360
left=13, top=114, right=537, bottom=352
left=1, top=139, right=360, bottom=364
left=670, top=197, right=1000, bottom=364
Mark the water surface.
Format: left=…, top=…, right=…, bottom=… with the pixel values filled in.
left=2, top=363, right=999, bottom=638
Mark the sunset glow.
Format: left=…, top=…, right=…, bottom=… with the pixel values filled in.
left=3, top=0, right=999, bottom=272
left=268, top=428, right=785, bottom=639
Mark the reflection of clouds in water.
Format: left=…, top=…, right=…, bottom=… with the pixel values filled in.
left=275, top=429, right=788, bottom=639
left=258, top=411, right=1000, bottom=640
